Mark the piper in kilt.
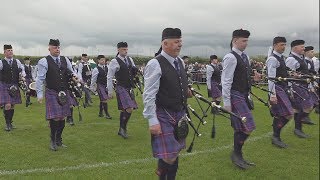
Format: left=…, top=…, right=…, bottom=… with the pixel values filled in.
left=36, top=39, right=76, bottom=151
left=23, top=57, right=34, bottom=107
left=0, top=44, right=26, bottom=131
left=221, top=29, right=261, bottom=169
left=143, top=28, right=191, bottom=180
left=206, top=55, right=222, bottom=114
left=77, top=53, right=93, bottom=107
left=107, top=42, right=138, bottom=139
left=305, top=46, right=319, bottom=119
left=285, top=40, right=314, bottom=138
left=66, top=57, right=78, bottom=126
left=267, top=37, right=294, bottom=148
left=90, top=55, right=111, bottom=119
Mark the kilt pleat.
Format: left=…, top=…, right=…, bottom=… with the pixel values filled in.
left=270, top=85, right=294, bottom=117
left=45, top=88, right=71, bottom=120
left=0, top=82, right=22, bottom=105
left=230, top=90, right=256, bottom=132
left=97, top=83, right=108, bottom=101
left=151, top=107, right=186, bottom=159
left=115, top=85, right=137, bottom=110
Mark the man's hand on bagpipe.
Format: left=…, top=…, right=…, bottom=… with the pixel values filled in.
left=68, top=74, right=83, bottom=98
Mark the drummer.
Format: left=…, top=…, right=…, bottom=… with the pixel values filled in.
left=24, top=57, right=35, bottom=107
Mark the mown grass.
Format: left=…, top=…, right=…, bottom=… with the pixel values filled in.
left=0, top=85, right=318, bottom=179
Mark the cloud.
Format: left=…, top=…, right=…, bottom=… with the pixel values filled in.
left=0, top=0, right=318, bottom=57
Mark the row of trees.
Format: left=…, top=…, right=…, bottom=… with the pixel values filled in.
left=1, top=53, right=319, bottom=66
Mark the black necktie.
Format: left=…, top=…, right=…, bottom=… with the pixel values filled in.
left=173, top=59, right=180, bottom=74
left=241, top=53, right=249, bottom=65
left=55, top=58, right=60, bottom=67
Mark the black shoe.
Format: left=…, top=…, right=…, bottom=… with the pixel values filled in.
left=4, top=124, right=11, bottom=131
left=56, top=141, right=68, bottom=148
left=50, top=141, right=58, bottom=151
left=272, top=136, right=288, bottom=148
left=67, top=117, right=74, bottom=126
left=118, top=128, right=128, bottom=139
left=105, top=115, right=112, bottom=119
left=302, top=117, right=316, bottom=125
left=231, top=151, right=249, bottom=169
left=69, top=119, right=75, bottom=126
left=294, top=129, right=309, bottom=138
left=242, top=159, right=255, bottom=166
left=9, top=123, right=15, bottom=130
left=98, top=113, right=104, bottom=117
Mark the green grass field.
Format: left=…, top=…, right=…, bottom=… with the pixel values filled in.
left=0, top=85, right=319, bottom=179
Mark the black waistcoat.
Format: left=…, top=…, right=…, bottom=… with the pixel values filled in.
left=289, top=53, right=309, bottom=74
left=45, top=56, right=69, bottom=91
left=24, top=64, right=32, bottom=79
left=97, top=66, right=108, bottom=85
left=271, top=53, right=289, bottom=86
left=155, top=55, right=188, bottom=112
left=210, top=64, right=221, bottom=83
left=0, top=59, right=20, bottom=84
left=115, top=57, right=134, bottom=88
left=230, top=51, right=251, bottom=94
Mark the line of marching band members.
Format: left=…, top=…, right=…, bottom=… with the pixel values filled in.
left=0, top=28, right=319, bottom=179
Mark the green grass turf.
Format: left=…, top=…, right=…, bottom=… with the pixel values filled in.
left=0, top=85, right=319, bottom=179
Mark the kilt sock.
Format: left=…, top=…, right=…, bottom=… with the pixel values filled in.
left=123, top=111, right=132, bottom=130
left=294, top=113, right=302, bottom=130
left=49, top=120, right=58, bottom=144
left=273, top=117, right=289, bottom=138
left=102, top=102, right=110, bottom=117
left=99, top=102, right=103, bottom=115
left=26, top=94, right=30, bottom=105
left=9, top=109, right=14, bottom=123
left=167, top=157, right=179, bottom=180
left=156, top=158, right=179, bottom=180
left=3, top=109, right=11, bottom=125
left=56, top=120, right=65, bottom=145
left=234, top=132, right=249, bottom=156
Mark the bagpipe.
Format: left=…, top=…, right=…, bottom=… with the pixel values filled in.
left=268, top=77, right=312, bottom=84
left=19, top=78, right=37, bottom=98
left=186, top=71, right=201, bottom=90
left=131, top=67, right=143, bottom=95
left=185, top=84, right=248, bottom=153
left=68, top=73, right=84, bottom=121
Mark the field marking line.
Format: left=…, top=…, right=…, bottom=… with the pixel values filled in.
left=0, top=132, right=272, bottom=176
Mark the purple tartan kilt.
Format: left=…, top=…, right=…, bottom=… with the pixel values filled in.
left=68, top=93, right=79, bottom=106
left=0, top=82, right=22, bottom=105
left=291, top=84, right=313, bottom=110
left=115, top=85, right=137, bottom=110
left=45, top=88, right=71, bottom=120
left=309, top=90, right=319, bottom=106
left=210, top=81, right=222, bottom=99
left=151, top=107, right=186, bottom=159
left=270, top=85, right=294, bottom=117
left=230, top=90, right=256, bottom=132
left=97, top=83, right=108, bottom=101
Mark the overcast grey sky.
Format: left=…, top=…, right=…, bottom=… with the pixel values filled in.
left=0, top=0, right=319, bottom=58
